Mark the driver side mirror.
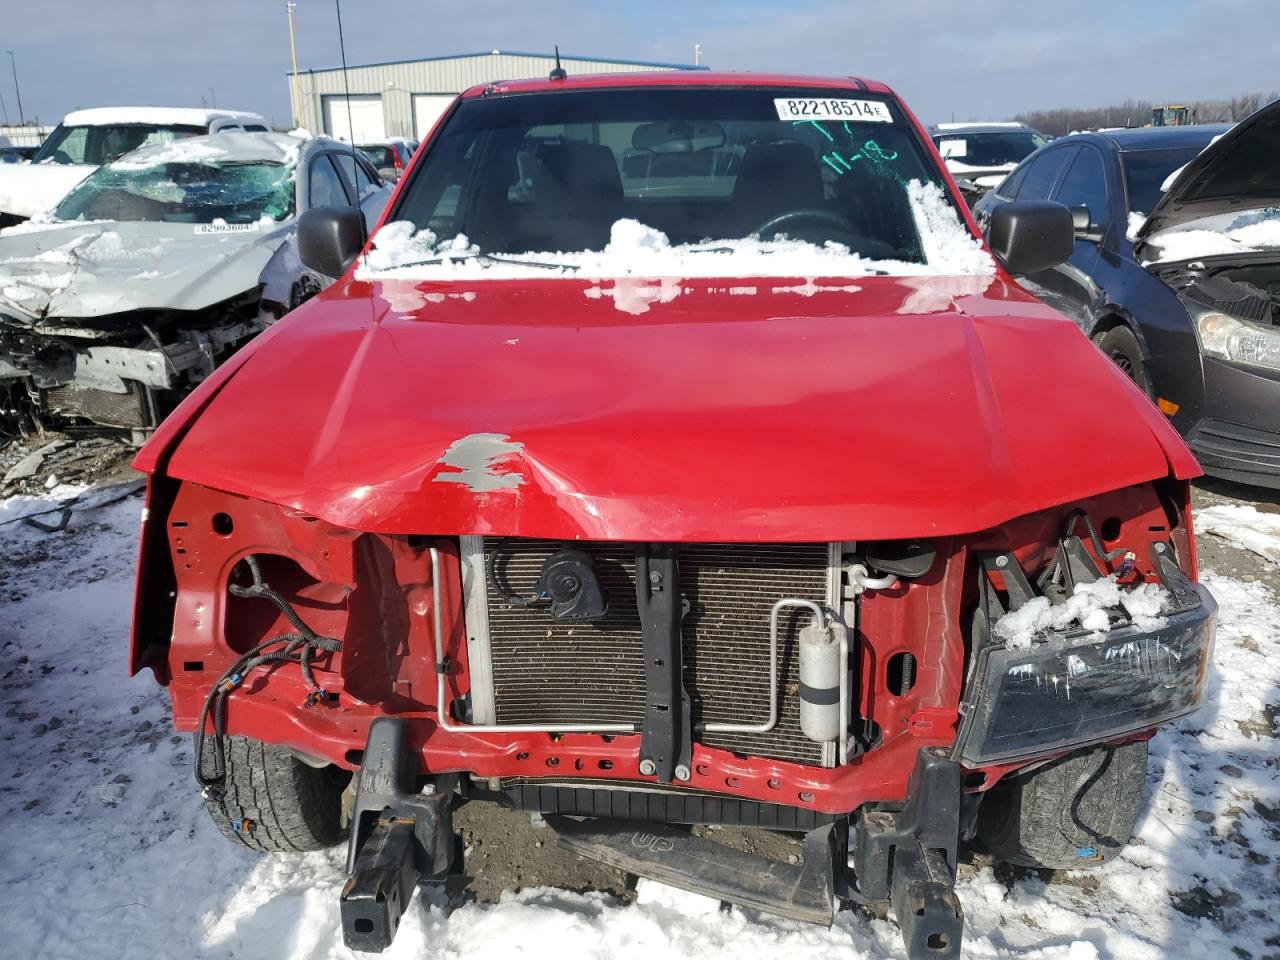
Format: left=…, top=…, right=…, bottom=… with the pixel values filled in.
left=377, top=166, right=400, bottom=182
left=986, top=200, right=1074, bottom=277
left=297, top=206, right=366, bottom=278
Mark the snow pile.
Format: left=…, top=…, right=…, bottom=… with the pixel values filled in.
left=994, top=575, right=1172, bottom=650
left=1143, top=206, right=1280, bottom=263
left=1126, top=211, right=1147, bottom=242
left=359, top=180, right=994, bottom=282
left=1196, top=502, right=1280, bottom=564
left=3, top=483, right=1277, bottom=959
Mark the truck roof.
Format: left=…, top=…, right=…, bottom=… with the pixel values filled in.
left=60, top=107, right=267, bottom=128
left=461, top=71, right=893, bottom=98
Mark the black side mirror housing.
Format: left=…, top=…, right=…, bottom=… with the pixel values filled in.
left=986, top=200, right=1075, bottom=277
left=1069, top=205, right=1106, bottom=243
left=298, top=206, right=366, bottom=278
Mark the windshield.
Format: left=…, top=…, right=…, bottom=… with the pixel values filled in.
left=1121, top=147, right=1202, bottom=215
left=383, top=87, right=959, bottom=266
left=935, top=131, right=1045, bottom=167
left=33, top=123, right=207, bottom=166
left=53, top=158, right=295, bottom=224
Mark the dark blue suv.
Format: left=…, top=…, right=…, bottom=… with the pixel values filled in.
left=974, top=106, right=1280, bottom=487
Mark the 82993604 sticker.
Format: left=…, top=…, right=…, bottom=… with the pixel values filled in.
left=773, top=98, right=893, bottom=123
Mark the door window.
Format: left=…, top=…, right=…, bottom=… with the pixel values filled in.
left=1054, top=147, right=1110, bottom=228
left=1017, top=147, right=1075, bottom=201
left=308, top=154, right=351, bottom=208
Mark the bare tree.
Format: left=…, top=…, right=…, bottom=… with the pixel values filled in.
left=1013, top=91, right=1279, bottom=137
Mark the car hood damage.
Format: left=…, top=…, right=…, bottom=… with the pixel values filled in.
left=0, top=219, right=291, bottom=324
left=139, top=274, right=1199, bottom=542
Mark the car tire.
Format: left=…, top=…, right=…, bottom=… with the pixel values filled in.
left=201, top=735, right=350, bottom=852
left=977, top=740, right=1148, bottom=869
left=1093, top=326, right=1151, bottom=395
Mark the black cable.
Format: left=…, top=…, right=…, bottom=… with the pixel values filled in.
left=485, top=547, right=548, bottom=608
left=194, top=556, right=341, bottom=795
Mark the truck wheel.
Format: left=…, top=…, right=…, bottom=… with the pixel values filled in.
left=1093, top=326, right=1151, bottom=395
left=977, top=740, right=1148, bottom=869
left=202, top=736, right=350, bottom=852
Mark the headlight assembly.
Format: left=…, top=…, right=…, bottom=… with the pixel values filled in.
left=1192, top=308, right=1280, bottom=371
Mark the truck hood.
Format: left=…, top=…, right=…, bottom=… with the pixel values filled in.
left=0, top=161, right=97, bottom=219
left=0, top=219, right=290, bottom=322
left=146, top=274, right=1199, bottom=542
left=1137, top=98, right=1280, bottom=257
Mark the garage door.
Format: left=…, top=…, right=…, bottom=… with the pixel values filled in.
left=413, top=95, right=455, bottom=140
left=323, top=95, right=385, bottom=142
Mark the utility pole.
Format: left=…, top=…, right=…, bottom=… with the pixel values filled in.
left=209, top=87, right=216, bottom=108
left=286, top=1, right=301, bottom=128
left=6, top=51, right=23, bottom=125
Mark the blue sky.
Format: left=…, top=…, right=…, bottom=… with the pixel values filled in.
left=4, top=0, right=1274, bottom=128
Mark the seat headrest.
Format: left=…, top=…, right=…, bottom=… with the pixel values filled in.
left=733, top=142, right=823, bottom=222
left=536, top=142, right=623, bottom=214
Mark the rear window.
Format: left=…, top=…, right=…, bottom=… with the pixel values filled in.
left=34, top=123, right=207, bottom=166
left=935, top=131, right=1046, bottom=167
left=388, top=87, right=952, bottom=263
left=359, top=145, right=396, bottom=169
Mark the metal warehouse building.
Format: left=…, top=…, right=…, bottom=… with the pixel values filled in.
left=290, top=49, right=705, bottom=142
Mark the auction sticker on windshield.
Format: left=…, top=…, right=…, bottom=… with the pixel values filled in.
left=773, top=98, right=892, bottom=122
left=194, top=223, right=261, bottom=235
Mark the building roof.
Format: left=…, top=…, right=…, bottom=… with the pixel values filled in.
left=295, top=49, right=708, bottom=77
left=461, top=71, right=892, bottom=98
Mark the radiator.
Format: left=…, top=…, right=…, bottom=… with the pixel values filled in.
left=465, top=538, right=837, bottom=766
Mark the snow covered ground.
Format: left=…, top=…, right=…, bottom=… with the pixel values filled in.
left=1, top=484, right=1277, bottom=960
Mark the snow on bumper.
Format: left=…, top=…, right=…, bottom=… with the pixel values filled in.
left=953, top=581, right=1217, bottom=765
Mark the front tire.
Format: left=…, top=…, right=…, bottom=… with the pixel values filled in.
left=977, top=741, right=1148, bottom=869
left=202, top=735, right=350, bottom=852
left=1093, top=326, right=1151, bottom=396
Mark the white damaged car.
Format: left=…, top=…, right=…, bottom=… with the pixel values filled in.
left=0, top=131, right=391, bottom=435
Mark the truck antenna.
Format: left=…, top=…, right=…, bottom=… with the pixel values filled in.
left=549, top=46, right=567, bottom=81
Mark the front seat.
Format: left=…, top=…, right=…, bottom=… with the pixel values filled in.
left=526, top=141, right=624, bottom=251
left=732, top=142, right=823, bottom=234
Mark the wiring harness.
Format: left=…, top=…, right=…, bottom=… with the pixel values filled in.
left=194, top=555, right=342, bottom=797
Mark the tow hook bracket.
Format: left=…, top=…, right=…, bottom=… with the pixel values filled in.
left=851, top=747, right=964, bottom=959
left=340, top=717, right=455, bottom=952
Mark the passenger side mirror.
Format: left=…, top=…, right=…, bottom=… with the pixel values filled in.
left=297, top=206, right=366, bottom=278
left=986, top=200, right=1074, bottom=277
left=1070, top=205, right=1105, bottom=244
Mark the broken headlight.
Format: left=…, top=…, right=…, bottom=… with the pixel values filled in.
left=952, top=538, right=1216, bottom=767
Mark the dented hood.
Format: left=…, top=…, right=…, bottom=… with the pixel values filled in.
left=147, top=274, right=1199, bottom=542
left=0, top=219, right=290, bottom=322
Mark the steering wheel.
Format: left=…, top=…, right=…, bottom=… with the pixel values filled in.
left=753, top=208, right=857, bottom=241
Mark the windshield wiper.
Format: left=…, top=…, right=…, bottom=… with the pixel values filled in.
left=379, top=252, right=579, bottom=271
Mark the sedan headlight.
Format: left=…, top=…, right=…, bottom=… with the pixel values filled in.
left=1193, top=309, right=1280, bottom=371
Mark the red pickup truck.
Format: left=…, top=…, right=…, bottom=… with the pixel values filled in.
left=130, top=70, right=1216, bottom=960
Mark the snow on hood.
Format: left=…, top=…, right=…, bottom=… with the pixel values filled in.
left=357, top=180, right=995, bottom=284
left=0, top=219, right=291, bottom=321
left=0, top=162, right=96, bottom=220
left=1140, top=206, right=1280, bottom=265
